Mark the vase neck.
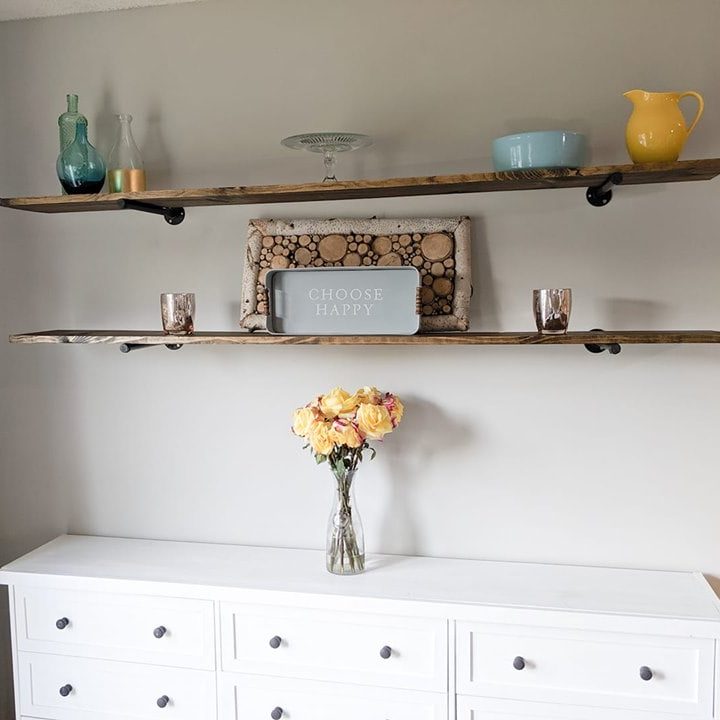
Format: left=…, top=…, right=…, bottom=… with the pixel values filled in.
left=333, top=468, right=357, bottom=485
left=66, top=94, right=78, bottom=113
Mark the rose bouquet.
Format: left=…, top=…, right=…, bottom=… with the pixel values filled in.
left=292, top=386, right=404, bottom=575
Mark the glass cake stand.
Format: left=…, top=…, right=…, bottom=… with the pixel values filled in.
left=281, top=132, right=372, bottom=182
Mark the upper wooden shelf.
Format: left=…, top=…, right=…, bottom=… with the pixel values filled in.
left=2, top=159, right=720, bottom=217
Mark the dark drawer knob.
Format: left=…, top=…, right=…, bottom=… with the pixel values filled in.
left=56, top=617, right=69, bottom=630
left=271, top=707, right=283, bottom=720
left=59, top=684, right=73, bottom=697
left=157, top=695, right=170, bottom=708
left=513, top=656, right=526, bottom=670
left=380, top=645, right=392, bottom=659
left=640, top=666, right=653, bottom=681
left=269, top=635, right=282, bottom=649
left=153, top=626, right=167, bottom=639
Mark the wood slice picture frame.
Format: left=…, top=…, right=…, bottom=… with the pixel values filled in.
left=241, top=217, right=471, bottom=332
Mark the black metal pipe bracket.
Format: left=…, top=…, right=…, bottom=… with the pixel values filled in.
left=119, top=343, right=183, bottom=353
left=122, top=199, right=186, bottom=225
left=584, top=329, right=622, bottom=355
left=586, top=172, right=624, bottom=207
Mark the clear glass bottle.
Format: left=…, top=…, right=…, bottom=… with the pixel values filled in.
left=56, top=118, right=106, bottom=194
left=107, top=114, right=146, bottom=192
left=58, top=94, right=85, bottom=153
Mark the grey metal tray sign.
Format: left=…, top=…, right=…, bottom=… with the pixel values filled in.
left=240, top=217, right=472, bottom=332
left=266, top=267, right=421, bottom=335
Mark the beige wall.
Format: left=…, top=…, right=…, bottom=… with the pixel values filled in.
left=1, top=0, right=720, bottom=715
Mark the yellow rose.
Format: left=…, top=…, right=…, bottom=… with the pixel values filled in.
left=356, top=403, right=394, bottom=440
left=320, top=387, right=351, bottom=419
left=292, top=406, right=317, bottom=437
left=383, top=393, right=404, bottom=427
left=308, top=421, right=335, bottom=455
left=330, top=419, right=365, bottom=448
left=340, top=385, right=382, bottom=415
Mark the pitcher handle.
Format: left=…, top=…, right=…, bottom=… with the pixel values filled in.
left=678, top=91, right=704, bottom=136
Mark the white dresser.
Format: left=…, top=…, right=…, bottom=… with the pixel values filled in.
left=2, top=535, right=719, bottom=720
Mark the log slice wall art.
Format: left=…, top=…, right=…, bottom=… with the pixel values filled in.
left=241, top=217, right=471, bottom=332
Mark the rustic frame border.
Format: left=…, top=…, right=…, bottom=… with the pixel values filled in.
left=240, top=217, right=471, bottom=332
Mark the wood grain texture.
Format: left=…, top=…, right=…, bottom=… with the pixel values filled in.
left=8, top=330, right=720, bottom=346
left=2, top=159, right=720, bottom=214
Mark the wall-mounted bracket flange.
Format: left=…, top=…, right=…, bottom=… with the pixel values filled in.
left=121, top=199, right=186, bottom=225
left=584, top=328, right=622, bottom=355
left=119, top=343, right=183, bottom=353
left=586, top=172, right=624, bottom=207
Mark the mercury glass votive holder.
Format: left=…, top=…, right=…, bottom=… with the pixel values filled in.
left=161, top=293, right=195, bottom=335
left=533, top=288, right=572, bottom=334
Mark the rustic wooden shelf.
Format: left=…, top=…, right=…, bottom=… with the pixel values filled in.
left=2, top=159, right=719, bottom=218
left=9, top=330, right=720, bottom=348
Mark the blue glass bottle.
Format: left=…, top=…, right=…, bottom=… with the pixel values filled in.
left=56, top=118, right=106, bottom=194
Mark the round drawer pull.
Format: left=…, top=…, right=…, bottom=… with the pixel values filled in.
left=380, top=645, right=392, bottom=659
left=271, top=707, right=284, bottom=720
left=269, top=635, right=282, bottom=649
left=153, top=626, right=167, bottom=639
left=157, top=695, right=170, bottom=708
left=513, top=656, right=526, bottom=670
left=56, top=617, right=70, bottom=630
left=59, top=684, right=73, bottom=697
left=639, top=666, right=653, bottom=681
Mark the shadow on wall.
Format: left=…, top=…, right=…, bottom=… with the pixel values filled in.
left=601, top=298, right=666, bottom=329
left=468, top=217, right=499, bottom=330
left=377, top=395, right=476, bottom=555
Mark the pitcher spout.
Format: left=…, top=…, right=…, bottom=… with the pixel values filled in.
left=624, top=89, right=646, bottom=103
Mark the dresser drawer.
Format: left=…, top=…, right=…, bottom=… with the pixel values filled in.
left=218, top=673, right=447, bottom=720
left=16, top=586, right=214, bottom=669
left=18, top=652, right=216, bottom=720
left=220, top=603, right=447, bottom=691
left=456, top=622, right=714, bottom=716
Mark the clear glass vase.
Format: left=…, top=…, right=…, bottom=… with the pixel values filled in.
left=326, top=469, right=365, bottom=575
left=56, top=118, right=106, bottom=194
left=107, top=114, right=146, bottom=192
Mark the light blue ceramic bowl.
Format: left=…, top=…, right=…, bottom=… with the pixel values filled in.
left=492, top=131, right=588, bottom=171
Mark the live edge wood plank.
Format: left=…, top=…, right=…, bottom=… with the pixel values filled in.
left=8, top=331, right=720, bottom=346
left=2, top=159, right=720, bottom=214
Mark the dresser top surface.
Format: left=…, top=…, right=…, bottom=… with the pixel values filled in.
left=1, top=535, right=718, bottom=621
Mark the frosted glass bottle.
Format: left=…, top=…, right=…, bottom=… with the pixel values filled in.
left=107, top=114, right=146, bottom=192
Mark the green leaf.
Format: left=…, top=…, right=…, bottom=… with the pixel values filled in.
left=315, top=454, right=327, bottom=464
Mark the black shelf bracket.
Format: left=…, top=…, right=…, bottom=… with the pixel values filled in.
left=584, top=329, right=622, bottom=355
left=586, top=172, right=624, bottom=207
left=119, top=343, right=183, bottom=354
left=121, top=199, right=186, bottom=225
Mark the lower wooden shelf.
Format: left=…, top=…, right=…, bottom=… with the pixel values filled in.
left=8, top=330, right=720, bottom=347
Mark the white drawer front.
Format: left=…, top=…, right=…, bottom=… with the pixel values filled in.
left=456, top=622, right=714, bottom=716
left=18, top=652, right=216, bottom=720
left=17, top=586, right=214, bottom=669
left=221, top=603, right=447, bottom=691
left=219, top=673, right=447, bottom=720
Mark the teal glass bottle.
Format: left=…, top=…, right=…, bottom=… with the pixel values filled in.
left=58, top=94, right=85, bottom=153
left=56, top=118, right=106, bottom=194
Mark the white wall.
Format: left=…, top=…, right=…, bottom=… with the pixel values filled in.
left=1, top=0, right=720, bottom=714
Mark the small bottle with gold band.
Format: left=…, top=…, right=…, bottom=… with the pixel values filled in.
left=107, top=114, right=146, bottom=192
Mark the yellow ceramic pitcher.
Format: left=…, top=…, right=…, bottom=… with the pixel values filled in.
left=624, top=89, right=704, bottom=163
